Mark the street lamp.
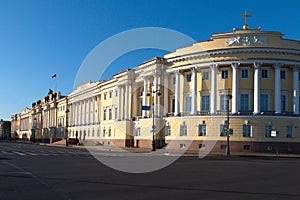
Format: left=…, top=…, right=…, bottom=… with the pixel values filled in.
left=147, top=90, right=161, bottom=151
left=226, top=94, right=232, bottom=156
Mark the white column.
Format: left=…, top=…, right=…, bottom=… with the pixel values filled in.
left=191, top=67, right=198, bottom=115
left=142, top=77, right=148, bottom=117
left=124, top=82, right=129, bottom=120
left=154, top=70, right=159, bottom=116
left=293, top=67, right=299, bottom=114
left=174, top=70, right=181, bottom=116
left=274, top=63, right=282, bottom=114
left=163, top=72, right=169, bottom=116
left=231, top=63, right=240, bottom=114
left=253, top=62, right=262, bottom=114
left=117, top=86, right=122, bottom=120
left=210, top=64, right=217, bottom=114
left=88, top=99, right=91, bottom=124
left=132, top=82, right=137, bottom=117
left=79, top=101, right=82, bottom=125
left=92, top=98, right=95, bottom=124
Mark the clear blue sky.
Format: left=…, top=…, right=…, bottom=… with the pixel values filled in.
left=1, top=0, right=300, bottom=120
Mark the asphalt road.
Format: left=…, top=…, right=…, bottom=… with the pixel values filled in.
left=0, top=141, right=300, bottom=200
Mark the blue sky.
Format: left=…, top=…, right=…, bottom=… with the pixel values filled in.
left=1, top=0, right=300, bottom=120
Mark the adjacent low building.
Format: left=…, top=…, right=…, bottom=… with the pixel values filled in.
left=11, top=21, right=300, bottom=154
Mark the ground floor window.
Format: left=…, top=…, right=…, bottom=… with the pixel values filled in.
left=165, top=125, right=171, bottom=136
left=243, top=124, right=251, bottom=137
left=180, top=123, right=187, bottom=136
left=198, top=124, right=206, bottom=136
left=180, top=144, right=186, bottom=148
left=286, top=125, right=294, bottom=138
left=265, top=125, right=273, bottom=137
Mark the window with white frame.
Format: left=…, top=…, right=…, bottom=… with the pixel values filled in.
left=260, top=94, right=269, bottom=111
left=261, top=69, right=269, bottom=78
left=241, top=69, right=249, bottom=78
left=108, top=108, right=112, bottom=120
left=202, top=71, right=209, bottom=80
left=180, top=123, right=187, bottom=136
left=286, top=124, right=294, bottom=138
left=221, top=70, right=228, bottom=79
left=102, top=128, right=106, bottom=137
left=172, top=76, right=176, bottom=85
left=186, top=73, right=192, bottom=82
left=243, top=124, right=251, bottom=137
left=280, top=70, right=286, bottom=79
left=265, top=125, right=273, bottom=137
left=108, top=128, right=111, bottom=137
left=281, top=95, right=287, bottom=113
left=185, top=96, right=192, bottom=112
left=201, top=95, right=210, bottom=111
left=198, top=124, right=206, bottom=136
left=104, top=93, right=107, bottom=100
left=165, top=125, right=171, bottom=136
left=220, top=124, right=227, bottom=136
left=109, top=91, right=112, bottom=98
left=220, top=95, right=229, bottom=111
left=240, top=94, right=249, bottom=111
left=103, top=109, right=106, bottom=120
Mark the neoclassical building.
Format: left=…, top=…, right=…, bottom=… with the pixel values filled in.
left=11, top=23, right=300, bottom=153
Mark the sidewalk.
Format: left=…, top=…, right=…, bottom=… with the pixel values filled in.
left=5, top=140, right=300, bottom=158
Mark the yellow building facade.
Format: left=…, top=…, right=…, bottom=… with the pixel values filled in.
left=11, top=26, right=300, bottom=153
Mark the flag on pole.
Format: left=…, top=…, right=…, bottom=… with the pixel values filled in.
left=51, top=73, right=57, bottom=78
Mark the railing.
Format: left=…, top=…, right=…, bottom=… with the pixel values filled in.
left=163, top=111, right=300, bottom=117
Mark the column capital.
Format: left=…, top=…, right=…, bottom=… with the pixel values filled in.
left=231, top=63, right=240, bottom=69
left=174, top=69, right=181, bottom=75
left=142, top=76, right=149, bottom=81
left=191, top=67, right=198, bottom=72
left=154, top=69, right=161, bottom=76
left=253, top=62, right=262, bottom=70
left=293, top=65, right=300, bottom=72
left=274, top=63, right=283, bottom=69
left=210, top=64, right=218, bottom=71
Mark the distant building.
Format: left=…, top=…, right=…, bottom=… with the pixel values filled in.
left=0, top=119, right=11, bottom=139
left=11, top=20, right=300, bottom=153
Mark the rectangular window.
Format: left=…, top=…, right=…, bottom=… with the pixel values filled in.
left=115, top=90, right=118, bottom=97
left=171, top=99, right=175, bottom=113
left=287, top=125, right=294, bottom=138
left=280, top=70, right=286, bottom=79
left=241, top=69, right=249, bottom=78
left=109, top=108, right=112, bottom=120
left=180, top=144, right=186, bottom=148
left=103, top=129, right=106, bottom=137
left=220, top=144, right=227, bottom=149
left=104, top=93, right=107, bottom=100
left=185, top=96, right=192, bottom=112
left=220, top=95, right=229, bottom=111
left=243, top=124, right=251, bottom=137
left=220, top=124, right=227, bottom=136
left=198, top=124, right=206, bottom=136
left=180, top=124, right=187, bottom=136
left=240, top=94, right=249, bottom=111
left=281, top=95, right=287, bottom=113
left=103, top=109, right=106, bottom=120
left=265, top=125, right=273, bottom=137
left=186, top=74, right=192, bottom=82
left=221, top=70, right=228, bottom=79
left=201, top=95, right=210, bottom=111
left=109, top=91, right=112, bottom=98
left=260, top=94, right=269, bottom=111
left=97, top=130, right=100, bottom=137
left=165, top=125, right=171, bottom=136
left=172, top=76, right=176, bottom=85
left=199, top=144, right=206, bottom=149
left=202, top=71, right=209, bottom=80
left=115, top=108, right=118, bottom=119
left=108, top=129, right=111, bottom=137
left=261, top=69, right=269, bottom=78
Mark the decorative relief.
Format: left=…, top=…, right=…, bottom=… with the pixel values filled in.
left=226, top=36, right=267, bottom=46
